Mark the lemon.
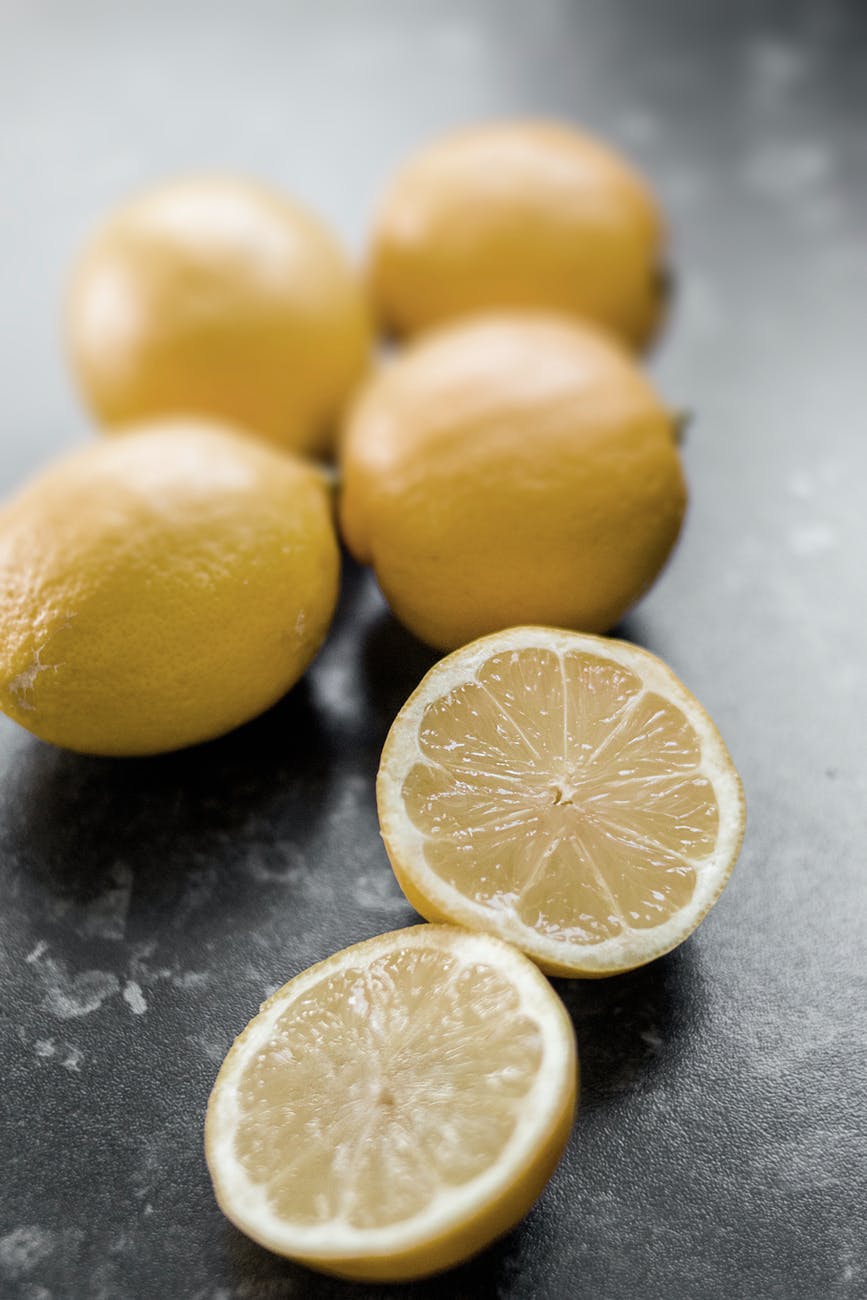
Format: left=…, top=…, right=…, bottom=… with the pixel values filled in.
left=0, top=419, right=339, bottom=755
left=339, top=312, right=686, bottom=650
left=378, top=628, right=745, bottom=977
left=67, top=176, right=372, bottom=456
left=369, top=119, right=666, bottom=347
left=205, top=924, right=577, bottom=1281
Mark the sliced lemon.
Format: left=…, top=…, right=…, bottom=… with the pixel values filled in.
left=205, top=925, right=577, bottom=1281
left=378, top=628, right=746, bottom=977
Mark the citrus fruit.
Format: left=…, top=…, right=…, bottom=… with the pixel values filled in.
left=377, top=628, right=746, bottom=977
left=368, top=119, right=666, bottom=347
left=205, top=924, right=577, bottom=1281
left=67, top=175, right=371, bottom=456
left=339, top=312, right=686, bottom=650
left=0, top=419, right=339, bottom=755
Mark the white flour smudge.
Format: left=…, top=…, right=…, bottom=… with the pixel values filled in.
left=43, top=964, right=120, bottom=1021
left=0, top=1226, right=56, bottom=1279
left=62, top=1044, right=84, bottom=1072
left=77, top=862, right=134, bottom=941
left=122, top=980, right=147, bottom=1016
left=26, top=944, right=120, bottom=1020
left=353, top=871, right=411, bottom=913
left=34, top=1038, right=85, bottom=1072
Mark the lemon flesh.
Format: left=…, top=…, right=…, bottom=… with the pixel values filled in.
left=378, top=629, right=745, bottom=977
left=205, top=925, right=576, bottom=1281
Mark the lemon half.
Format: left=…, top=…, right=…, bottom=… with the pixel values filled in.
left=205, top=925, right=577, bottom=1281
left=378, top=628, right=746, bottom=977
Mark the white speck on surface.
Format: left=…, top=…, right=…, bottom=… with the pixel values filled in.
left=31, top=1036, right=83, bottom=1071
left=788, top=523, right=836, bottom=556
left=78, top=862, right=134, bottom=941
left=746, top=37, right=809, bottom=106
left=186, top=1033, right=226, bottom=1064
left=41, top=962, right=120, bottom=1021
left=0, top=1226, right=56, bottom=1279
left=294, top=609, right=306, bottom=639
left=128, top=940, right=170, bottom=983
left=122, top=980, right=147, bottom=1015
left=61, top=1044, right=84, bottom=1072
left=742, top=139, right=834, bottom=200
left=354, top=871, right=412, bottom=912
left=26, top=943, right=120, bottom=1019
left=143, top=1204, right=153, bottom=1217
left=172, top=970, right=209, bottom=991
left=126, top=942, right=210, bottom=997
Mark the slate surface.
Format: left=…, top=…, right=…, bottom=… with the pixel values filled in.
left=1, top=1, right=865, bottom=1297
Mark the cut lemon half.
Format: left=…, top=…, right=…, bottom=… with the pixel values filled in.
left=378, top=628, right=746, bottom=977
left=205, top=925, right=577, bottom=1281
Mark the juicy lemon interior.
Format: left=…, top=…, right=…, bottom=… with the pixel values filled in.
left=234, top=945, right=543, bottom=1229
left=402, top=648, right=720, bottom=944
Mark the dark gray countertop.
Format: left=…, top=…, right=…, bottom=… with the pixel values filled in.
left=1, top=2, right=866, bottom=1297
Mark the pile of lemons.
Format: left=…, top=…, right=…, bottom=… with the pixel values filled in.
left=2, top=122, right=745, bottom=1280
left=1, top=120, right=685, bottom=756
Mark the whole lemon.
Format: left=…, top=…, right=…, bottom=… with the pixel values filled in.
left=369, top=120, right=666, bottom=348
left=340, top=313, right=686, bottom=650
left=0, top=420, right=340, bottom=755
left=67, top=176, right=372, bottom=457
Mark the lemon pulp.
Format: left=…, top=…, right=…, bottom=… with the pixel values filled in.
left=235, top=946, right=543, bottom=1227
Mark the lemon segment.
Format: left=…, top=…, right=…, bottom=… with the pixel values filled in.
left=378, top=629, right=745, bottom=977
left=205, top=925, right=576, bottom=1281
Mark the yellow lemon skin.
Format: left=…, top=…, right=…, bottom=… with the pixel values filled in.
left=0, top=420, right=340, bottom=755
left=67, top=176, right=372, bottom=457
left=339, top=313, right=686, bottom=651
left=368, top=120, right=666, bottom=348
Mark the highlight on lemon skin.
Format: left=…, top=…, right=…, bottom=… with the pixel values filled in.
left=205, top=925, right=577, bottom=1282
left=0, top=418, right=340, bottom=756
left=368, top=118, right=667, bottom=348
left=339, top=311, right=687, bottom=651
left=377, top=628, right=746, bottom=978
left=66, top=174, right=372, bottom=458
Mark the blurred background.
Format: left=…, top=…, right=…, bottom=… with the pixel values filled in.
left=1, top=1, right=865, bottom=1298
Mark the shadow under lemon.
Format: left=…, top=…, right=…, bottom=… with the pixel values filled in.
left=0, top=675, right=334, bottom=912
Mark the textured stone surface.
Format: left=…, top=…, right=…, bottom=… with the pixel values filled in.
left=0, top=1, right=865, bottom=1296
